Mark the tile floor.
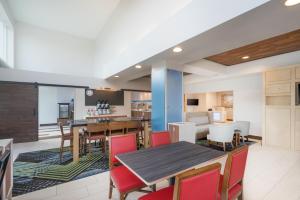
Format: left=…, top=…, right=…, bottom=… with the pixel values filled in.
left=12, top=142, right=300, bottom=200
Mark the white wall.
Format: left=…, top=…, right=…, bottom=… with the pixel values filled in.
left=39, top=86, right=75, bottom=124
left=94, top=0, right=269, bottom=78
left=0, top=67, right=151, bottom=91
left=15, top=22, right=95, bottom=77
left=184, top=73, right=263, bottom=136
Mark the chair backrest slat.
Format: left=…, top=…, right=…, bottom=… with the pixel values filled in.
left=87, top=123, right=108, bottom=133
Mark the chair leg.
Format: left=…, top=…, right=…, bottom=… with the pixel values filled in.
left=89, top=139, right=92, bottom=155
left=238, top=191, right=243, bottom=200
left=223, top=142, right=226, bottom=151
left=109, top=178, right=113, bottom=199
left=60, top=139, right=64, bottom=162
left=120, top=193, right=126, bottom=200
left=102, top=138, right=106, bottom=153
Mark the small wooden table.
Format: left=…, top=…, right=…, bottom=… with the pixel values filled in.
left=70, top=117, right=150, bottom=162
left=116, top=141, right=226, bottom=186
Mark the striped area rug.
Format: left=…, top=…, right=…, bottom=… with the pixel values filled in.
left=13, top=146, right=109, bottom=197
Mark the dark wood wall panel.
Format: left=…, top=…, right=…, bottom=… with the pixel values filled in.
left=206, top=29, right=300, bottom=66
left=0, top=83, right=38, bottom=143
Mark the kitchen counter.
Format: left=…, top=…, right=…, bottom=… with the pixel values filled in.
left=85, top=114, right=127, bottom=119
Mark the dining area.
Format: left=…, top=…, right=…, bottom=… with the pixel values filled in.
left=58, top=117, right=151, bottom=163
left=109, top=131, right=249, bottom=200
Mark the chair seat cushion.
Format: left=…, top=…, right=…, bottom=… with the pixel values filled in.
left=110, top=166, right=144, bottom=193
left=139, top=186, right=174, bottom=200
left=218, top=175, right=242, bottom=200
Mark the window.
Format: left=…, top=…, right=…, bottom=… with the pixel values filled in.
left=0, top=20, right=14, bottom=67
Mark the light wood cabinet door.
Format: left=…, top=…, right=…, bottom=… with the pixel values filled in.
left=296, top=67, right=300, bottom=79
left=266, top=106, right=291, bottom=148
left=295, top=108, right=300, bottom=150
left=265, top=69, right=291, bottom=83
left=265, top=83, right=291, bottom=96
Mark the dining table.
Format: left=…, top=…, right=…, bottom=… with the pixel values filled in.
left=116, top=141, right=227, bottom=186
left=69, top=117, right=150, bottom=162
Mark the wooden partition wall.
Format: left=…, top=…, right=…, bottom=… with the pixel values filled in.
left=0, top=82, right=38, bottom=143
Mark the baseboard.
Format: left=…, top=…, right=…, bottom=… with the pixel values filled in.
left=40, top=123, right=57, bottom=127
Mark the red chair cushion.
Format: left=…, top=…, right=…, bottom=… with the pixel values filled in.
left=110, top=165, right=144, bottom=193
left=180, top=167, right=220, bottom=200
left=110, top=134, right=137, bottom=164
left=218, top=175, right=242, bottom=200
left=151, top=131, right=171, bottom=147
left=139, top=186, right=174, bottom=200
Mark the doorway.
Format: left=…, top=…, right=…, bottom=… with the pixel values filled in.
left=38, top=86, right=76, bottom=139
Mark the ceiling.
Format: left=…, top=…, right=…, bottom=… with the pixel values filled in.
left=206, top=29, right=300, bottom=65
left=6, top=0, right=120, bottom=39
left=110, top=0, right=300, bottom=82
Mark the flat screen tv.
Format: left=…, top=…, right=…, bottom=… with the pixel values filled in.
left=187, top=99, right=199, bottom=106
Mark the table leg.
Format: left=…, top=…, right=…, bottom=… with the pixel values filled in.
left=73, top=127, right=81, bottom=162
left=144, top=121, right=150, bottom=148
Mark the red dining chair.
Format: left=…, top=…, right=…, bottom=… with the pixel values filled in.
left=109, top=133, right=146, bottom=200
left=151, top=131, right=171, bottom=147
left=218, top=145, right=249, bottom=200
left=139, top=162, right=221, bottom=200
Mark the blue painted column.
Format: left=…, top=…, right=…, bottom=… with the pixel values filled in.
left=151, top=65, right=183, bottom=131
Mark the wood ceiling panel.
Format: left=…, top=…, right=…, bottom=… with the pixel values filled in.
left=205, top=29, right=300, bottom=66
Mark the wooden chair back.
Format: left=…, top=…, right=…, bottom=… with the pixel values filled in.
left=221, top=145, right=249, bottom=199
left=108, top=121, right=126, bottom=135
left=58, top=122, right=65, bottom=136
left=126, top=121, right=141, bottom=132
left=87, top=123, right=108, bottom=135
left=108, top=133, right=137, bottom=168
left=173, top=163, right=221, bottom=200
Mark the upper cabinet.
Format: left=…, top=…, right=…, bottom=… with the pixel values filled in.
left=265, top=83, right=291, bottom=96
left=265, top=68, right=291, bottom=83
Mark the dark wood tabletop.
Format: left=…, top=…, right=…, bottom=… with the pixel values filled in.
left=116, top=141, right=227, bottom=185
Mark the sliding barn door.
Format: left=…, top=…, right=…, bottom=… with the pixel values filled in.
left=0, top=82, right=38, bottom=143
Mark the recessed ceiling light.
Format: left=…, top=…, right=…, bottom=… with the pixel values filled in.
left=135, top=65, right=142, bottom=69
left=114, top=75, right=119, bottom=78
left=242, top=56, right=250, bottom=60
left=285, top=0, right=300, bottom=6
left=173, top=46, right=183, bottom=53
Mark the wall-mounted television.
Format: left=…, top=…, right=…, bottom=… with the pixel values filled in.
left=187, top=99, right=199, bottom=106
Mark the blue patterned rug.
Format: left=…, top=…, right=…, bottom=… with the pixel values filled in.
left=13, top=146, right=109, bottom=197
